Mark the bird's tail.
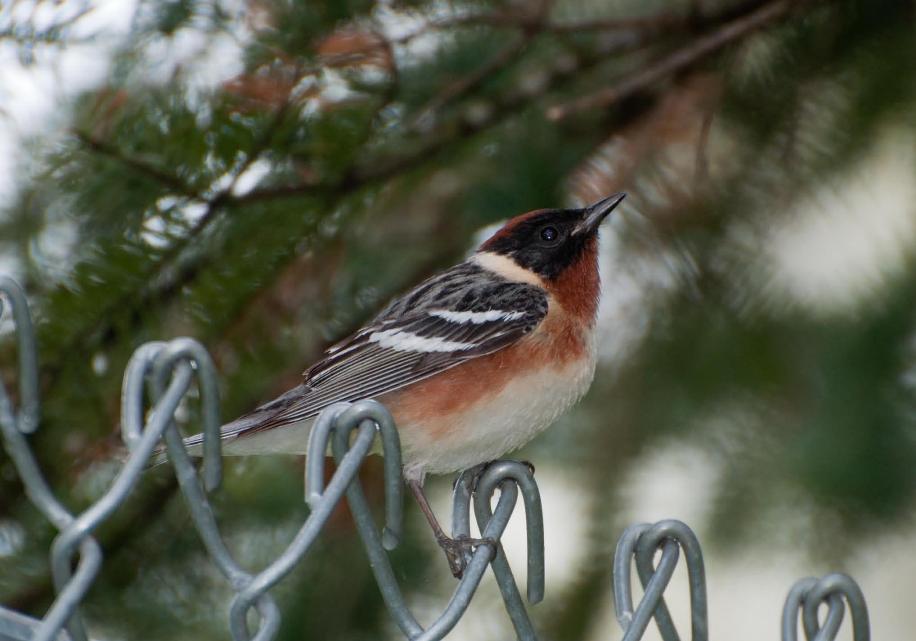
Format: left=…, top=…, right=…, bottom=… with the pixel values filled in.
left=150, top=383, right=312, bottom=465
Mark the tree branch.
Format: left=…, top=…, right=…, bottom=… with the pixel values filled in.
left=546, top=0, right=797, bottom=121
left=0, top=3, right=96, bottom=48
left=232, top=1, right=780, bottom=206
left=44, top=0, right=820, bottom=395
left=408, top=33, right=533, bottom=131
left=49, top=73, right=311, bottom=377
left=317, top=6, right=693, bottom=59
left=73, top=131, right=201, bottom=199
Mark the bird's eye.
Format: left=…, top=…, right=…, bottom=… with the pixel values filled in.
left=540, top=226, right=559, bottom=243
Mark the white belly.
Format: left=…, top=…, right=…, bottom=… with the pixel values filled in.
left=398, top=349, right=597, bottom=480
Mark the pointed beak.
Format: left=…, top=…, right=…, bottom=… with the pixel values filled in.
left=571, top=192, right=626, bottom=236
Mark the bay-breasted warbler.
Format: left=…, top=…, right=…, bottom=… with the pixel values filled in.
left=182, top=192, right=626, bottom=575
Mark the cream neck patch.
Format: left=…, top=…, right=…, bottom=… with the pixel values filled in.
left=472, top=251, right=545, bottom=288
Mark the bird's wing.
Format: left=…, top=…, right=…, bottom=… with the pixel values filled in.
left=220, top=261, right=548, bottom=440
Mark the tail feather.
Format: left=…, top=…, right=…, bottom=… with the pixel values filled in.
left=153, top=384, right=311, bottom=463
left=186, top=383, right=311, bottom=449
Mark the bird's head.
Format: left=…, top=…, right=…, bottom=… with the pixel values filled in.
left=478, top=193, right=626, bottom=282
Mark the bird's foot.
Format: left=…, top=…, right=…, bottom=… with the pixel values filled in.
left=436, top=534, right=497, bottom=579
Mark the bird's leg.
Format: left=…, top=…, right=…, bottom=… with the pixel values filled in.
left=407, top=479, right=495, bottom=579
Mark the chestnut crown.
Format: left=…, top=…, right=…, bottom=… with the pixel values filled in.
left=479, top=193, right=625, bottom=280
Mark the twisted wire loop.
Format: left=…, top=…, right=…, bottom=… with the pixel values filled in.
left=125, top=345, right=410, bottom=641
left=465, top=461, right=544, bottom=638
left=228, top=400, right=404, bottom=640
left=0, top=278, right=39, bottom=434
left=782, top=574, right=870, bottom=641
left=613, top=519, right=708, bottom=641
left=332, top=415, right=544, bottom=641
left=141, top=353, right=540, bottom=641
left=126, top=339, right=281, bottom=641
left=0, top=277, right=93, bottom=641
left=47, top=339, right=232, bottom=641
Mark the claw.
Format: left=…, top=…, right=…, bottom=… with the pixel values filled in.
left=436, top=534, right=497, bottom=578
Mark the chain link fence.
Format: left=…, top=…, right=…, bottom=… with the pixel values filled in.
left=0, top=277, right=871, bottom=641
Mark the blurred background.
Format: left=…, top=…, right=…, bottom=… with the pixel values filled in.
left=0, top=0, right=914, bottom=639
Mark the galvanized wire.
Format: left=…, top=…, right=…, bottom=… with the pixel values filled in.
left=613, top=519, right=707, bottom=641
left=0, top=277, right=92, bottom=641
left=0, top=277, right=876, bottom=641
left=782, top=573, right=870, bottom=641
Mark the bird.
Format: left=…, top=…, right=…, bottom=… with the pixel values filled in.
left=180, top=192, right=626, bottom=576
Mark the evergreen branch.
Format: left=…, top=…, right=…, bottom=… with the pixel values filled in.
left=0, top=3, right=97, bottom=47
left=232, top=1, right=777, bottom=206
left=38, top=0, right=824, bottom=412
left=73, top=131, right=202, bottom=199
left=320, top=5, right=695, bottom=59
left=40, top=67, right=312, bottom=379
left=405, top=1, right=561, bottom=131
left=407, top=33, right=533, bottom=131
left=546, top=0, right=799, bottom=121
left=390, top=7, right=691, bottom=41
left=546, top=12, right=686, bottom=34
